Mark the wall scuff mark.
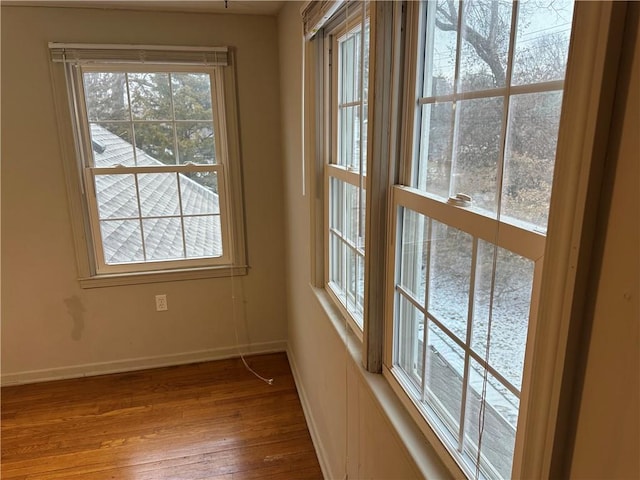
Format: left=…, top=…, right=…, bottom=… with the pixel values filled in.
left=64, top=296, right=85, bottom=341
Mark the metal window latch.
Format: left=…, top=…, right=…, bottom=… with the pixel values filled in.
left=447, top=193, right=472, bottom=207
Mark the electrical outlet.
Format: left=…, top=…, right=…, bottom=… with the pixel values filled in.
left=155, top=294, right=168, bottom=311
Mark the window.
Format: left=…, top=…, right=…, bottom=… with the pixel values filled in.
left=304, top=1, right=616, bottom=477
left=51, top=45, right=246, bottom=282
left=324, top=5, right=370, bottom=332
left=384, top=1, right=575, bottom=478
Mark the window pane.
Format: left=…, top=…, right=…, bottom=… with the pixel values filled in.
left=502, top=91, right=562, bottom=230
left=428, top=221, right=472, bottom=342
left=458, top=0, right=513, bottom=91
left=329, top=232, right=345, bottom=290
left=424, top=320, right=465, bottom=438
left=512, top=1, right=574, bottom=85
left=361, top=102, right=368, bottom=175
left=343, top=181, right=361, bottom=248
left=142, top=217, right=184, bottom=261
left=452, top=97, right=504, bottom=214
left=94, top=174, right=139, bottom=219
left=398, top=208, right=427, bottom=306
left=417, top=102, right=454, bottom=198
left=138, top=173, right=180, bottom=217
left=338, top=105, right=361, bottom=169
left=339, top=30, right=361, bottom=104
left=423, top=1, right=458, bottom=97
left=180, top=172, right=220, bottom=215
left=359, top=187, right=366, bottom=249
left=134, top=122, right=176, bottom=165
left=354, top=252, right=365, bottom=326
left=171, top=73, right=213, bottom=120
left=345, top=246, right=361, bottom=320
left=472, top=241, right=533, bottom=391
left=463, top=358, right=518, bottom=480
left=100, top=219, right=144, bottom=264
left=184, top=215, right=222, bottom=258
left=90, top=123, right=135, bottom=167
left=396, top=292, right=424, bottom=388
left=330, top=178, right=364, bottom=251
left=83, top=72, right=129, bottom=121
left=128, top=73, right=172, bottom=121
left=329, top=177, right=345, bottom=234
left=176, top=122, right=216, bottom=164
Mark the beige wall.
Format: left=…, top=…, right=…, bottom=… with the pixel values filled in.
left=570, top=5, right=639, bottom=478
left=1, top=6, right=287, bottom=382
left=2, top=1, right=637, bottom=478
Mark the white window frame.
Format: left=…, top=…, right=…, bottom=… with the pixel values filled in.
left=382, top=1, right=623, bottom=479
left=322, top=4, right=371, bottom=337
left=50, top=44, right=247, bottom=287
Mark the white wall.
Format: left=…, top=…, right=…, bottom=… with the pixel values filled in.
left=277, top=3, right=450, bottom=479
left=1, top=6, right=287, bottom=383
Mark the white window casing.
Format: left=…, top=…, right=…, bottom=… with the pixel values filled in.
left=50, top=44, right=247, bottom=287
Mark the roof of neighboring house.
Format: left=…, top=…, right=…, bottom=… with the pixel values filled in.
left=89, top=124, right=222, bottom=264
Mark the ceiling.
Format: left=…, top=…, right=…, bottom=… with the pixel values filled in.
left=1, top=0, right=287, bottom=16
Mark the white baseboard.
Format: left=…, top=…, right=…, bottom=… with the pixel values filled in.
left=1, top=340, right=287, bottom=386
left=286, top=347, right=332, bottom=480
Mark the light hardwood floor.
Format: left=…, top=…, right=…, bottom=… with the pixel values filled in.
left=1, top=353, right=323, bottom=479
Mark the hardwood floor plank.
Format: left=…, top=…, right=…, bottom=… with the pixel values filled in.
left=1, top=353, right=322, bottom=480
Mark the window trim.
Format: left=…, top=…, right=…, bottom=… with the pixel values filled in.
left=50, top=45, right=247, bottom=287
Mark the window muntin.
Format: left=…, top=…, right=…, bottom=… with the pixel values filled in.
left=393, top=203, right=540, bottom=479
left=75, top=65, right=233, bottom=273
left=326, top=14, right=370, bottom=331
left=387, top=1, right=574, bottom=478
left=414, top=0, right=574, bottom=232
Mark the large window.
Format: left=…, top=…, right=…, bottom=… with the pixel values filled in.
left=51, top=45, right=245, bottom=281
left=385, top=1, right=574, bottom=478
left=324, top=7, right=370, bottom=331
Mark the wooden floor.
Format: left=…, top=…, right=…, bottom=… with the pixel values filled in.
left=1, top=353, right=323, bottom=480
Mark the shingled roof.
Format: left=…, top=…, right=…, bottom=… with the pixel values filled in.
left=90, top=124, right=222, bottom=264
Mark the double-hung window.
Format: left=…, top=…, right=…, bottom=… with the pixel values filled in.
left=51, top=45, right=245, bottom=282
left=324, top=6, right=370, bottom=332
left=384, top=1, right=574, bottom=478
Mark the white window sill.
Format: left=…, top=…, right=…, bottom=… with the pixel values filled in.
left=310, top=285, right=453, bottom=480
left=79, top=265, right=249, bottom=289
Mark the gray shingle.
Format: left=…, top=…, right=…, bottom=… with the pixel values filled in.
left=90, top=124, right=223, bottom=264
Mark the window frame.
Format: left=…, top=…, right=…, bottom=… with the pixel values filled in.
left=321, top=4, right=371, bottom=338
left=52, top=46, right=247, bottom=287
